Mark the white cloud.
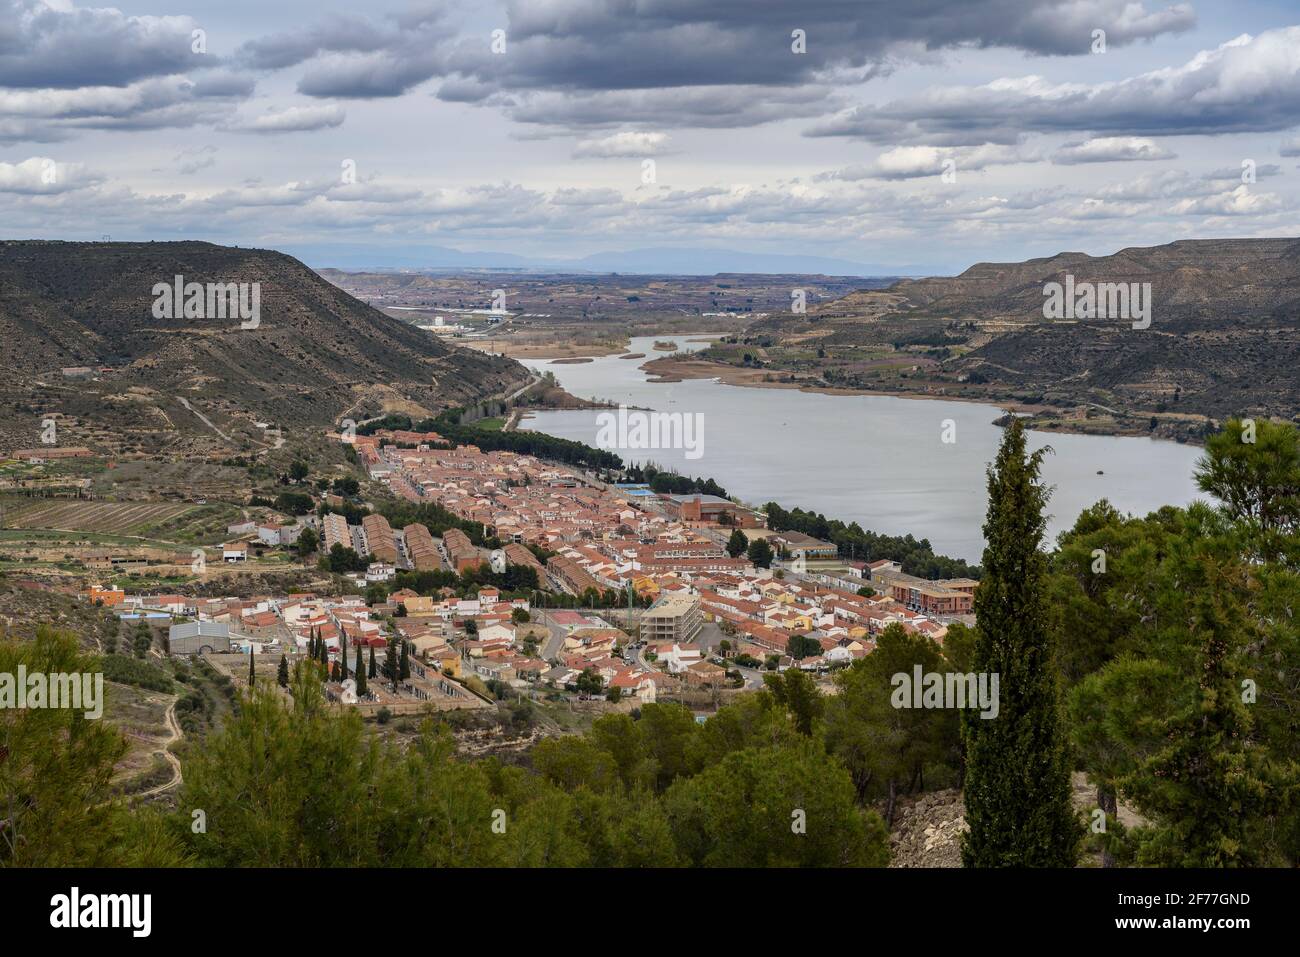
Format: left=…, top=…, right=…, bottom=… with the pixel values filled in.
left=1053, top=137, right=1176, bottom=164
left=823, top=144, right=1038, bottom=181
left=573, top=132, right=671, bottom=158
left=229, top=104, right=346, bottom=133
left=1171, top=184, right=1281, bottom=215
left=0, top=156, right=99, bottom=193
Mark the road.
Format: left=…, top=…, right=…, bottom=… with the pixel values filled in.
left=505, top=372, right=541, bottom=403
left=176, top=396, right=232, bottom=442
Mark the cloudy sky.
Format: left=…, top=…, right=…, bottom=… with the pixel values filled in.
left=2, top=0, right=1299, bottom=273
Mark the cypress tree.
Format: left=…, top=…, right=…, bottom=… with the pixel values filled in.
left=962, top=418, right=1081, bottom=866
left=277, top=654, right=289, bottom=688
left=400, top=639, right=410, bottom=680
left=388, top=640, right=401, bottom=688
left=368, top=643, right=377, bottom=679
left=248, top=648, right=255, bottom=686
left=331, top=659, right=341, bottom=683
left=355, top=641, right=368, bottom=696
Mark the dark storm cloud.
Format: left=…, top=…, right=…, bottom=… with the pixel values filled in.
left=250, top=0, right=1194, bottom=126
left=239, top=17, right=403, bottom=71
left=0, top=0, right=206, bottom=89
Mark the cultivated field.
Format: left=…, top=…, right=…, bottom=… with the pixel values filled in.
left=2, top=499, right=195, bottom=536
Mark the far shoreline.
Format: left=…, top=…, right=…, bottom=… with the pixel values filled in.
left=637, top=354, right=1210, bottom=447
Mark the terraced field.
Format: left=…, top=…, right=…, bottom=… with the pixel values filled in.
left=2, top=500, right=195, bottom=536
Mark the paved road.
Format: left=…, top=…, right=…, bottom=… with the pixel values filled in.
left=539, top=612, right=567, bottom=660
left=505, top=372, right=541, bottom=403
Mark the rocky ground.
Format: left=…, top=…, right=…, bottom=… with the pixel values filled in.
left=886, top=773, right=1146, bottom=867
left=888, top=789, right=968, bottom=867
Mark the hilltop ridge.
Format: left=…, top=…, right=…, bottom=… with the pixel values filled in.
left=0, top=241, right=525, bottom=457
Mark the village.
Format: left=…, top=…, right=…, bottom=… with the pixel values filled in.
left=76, top=424, right=978, bottom=717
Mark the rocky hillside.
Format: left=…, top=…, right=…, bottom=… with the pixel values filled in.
left=844, top=238, right=1300, bottom=323
left=725, top=238, right=1300, bottom=438
left=0, top=241, right=524, bottom=457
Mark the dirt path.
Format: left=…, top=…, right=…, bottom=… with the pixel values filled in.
left=135, top=697, right=183, bottom=800
left=176, top=396, right=233, bottom=442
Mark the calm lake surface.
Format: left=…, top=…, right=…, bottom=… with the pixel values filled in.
left=519, top=336, right=1205, bottom=563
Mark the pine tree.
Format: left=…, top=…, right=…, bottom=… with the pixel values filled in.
left=1122, top=572, right=1274, bottom=866
left=277, top=654, right=289, bottom=688
left=962, top=418, right=1081, bottom=867
left=368, top=644, right=377, bottom=679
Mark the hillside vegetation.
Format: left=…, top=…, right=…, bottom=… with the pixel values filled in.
left=0, top=241, right=524, bottom=458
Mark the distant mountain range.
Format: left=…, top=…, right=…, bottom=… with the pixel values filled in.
left=284, top=242, right=925, bottom=278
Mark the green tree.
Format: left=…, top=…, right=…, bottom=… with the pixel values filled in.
left=726, top=528, right=749, bottom=558
left=785, top=633, right=821, bottom=661
left=636, top=703, right=699, bottom=792
left=1194, top=417, right=1300, bottom=536
left=746, top=537, right=774, bottom=569
left=1073, top=554, right=1280, bottom=867
left=368, top=644, right=377, bottom=679
left=662, top=739, right=890, bottom=867
left=824, top=623, right=960, bottom=819
left=568, top=788, right=682, bottom=867
left=962, top=419, right=1080, bottom=867
left=296, top=526, right=319, bottom=559
left=761, top=668, right=824, bottom=737
left=575, top=667, right=604, bottom=696
left=277, top=654, right=289, bottom=688
left=248, top=649, right=255, bottom=687
left=354, top=642, right=367, bottom=697
left=0, top=628, right=190, bottom=866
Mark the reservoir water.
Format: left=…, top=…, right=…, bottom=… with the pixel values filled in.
left=518, top=336, right=1205, bottom=563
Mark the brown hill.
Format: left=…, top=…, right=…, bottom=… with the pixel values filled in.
left=0, top=241, right=525, bottom=457
left=728, top=238, right=1300, bottom=439
left=878, top=238, right=1300, bottom=323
